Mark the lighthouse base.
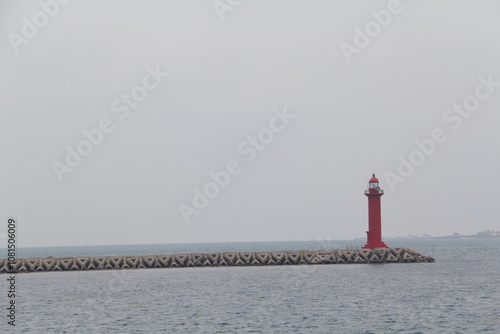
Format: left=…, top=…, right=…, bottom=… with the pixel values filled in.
left=363, top=241, right=388, bottom=249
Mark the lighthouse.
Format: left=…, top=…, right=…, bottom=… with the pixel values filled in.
left=363, top=174, right=388, bottom=249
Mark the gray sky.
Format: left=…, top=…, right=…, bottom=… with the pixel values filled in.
left=1, top=0, right=500, bottom=247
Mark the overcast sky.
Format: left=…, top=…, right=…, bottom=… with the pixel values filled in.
left=1, top=0, right=500, bottom=248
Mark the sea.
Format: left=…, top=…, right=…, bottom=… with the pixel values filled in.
left=4, top=238, right=500, bottom=333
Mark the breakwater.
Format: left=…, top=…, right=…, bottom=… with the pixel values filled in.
left=0, top=247, right=434, bottom=274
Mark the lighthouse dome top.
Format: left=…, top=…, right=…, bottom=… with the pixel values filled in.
left=366, top=173, right=383, bottom=194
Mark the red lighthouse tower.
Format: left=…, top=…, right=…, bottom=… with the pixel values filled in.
left=363, top=174, right=388, bottom=249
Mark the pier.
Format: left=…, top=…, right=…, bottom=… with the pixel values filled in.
left=0, top=247, right=434, bottom=274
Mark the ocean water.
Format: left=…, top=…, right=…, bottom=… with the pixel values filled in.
left=6, top=239, right=500, bottom=333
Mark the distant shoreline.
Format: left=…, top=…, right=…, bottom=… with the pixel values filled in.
left=390, top=230, right=500, bottom=240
